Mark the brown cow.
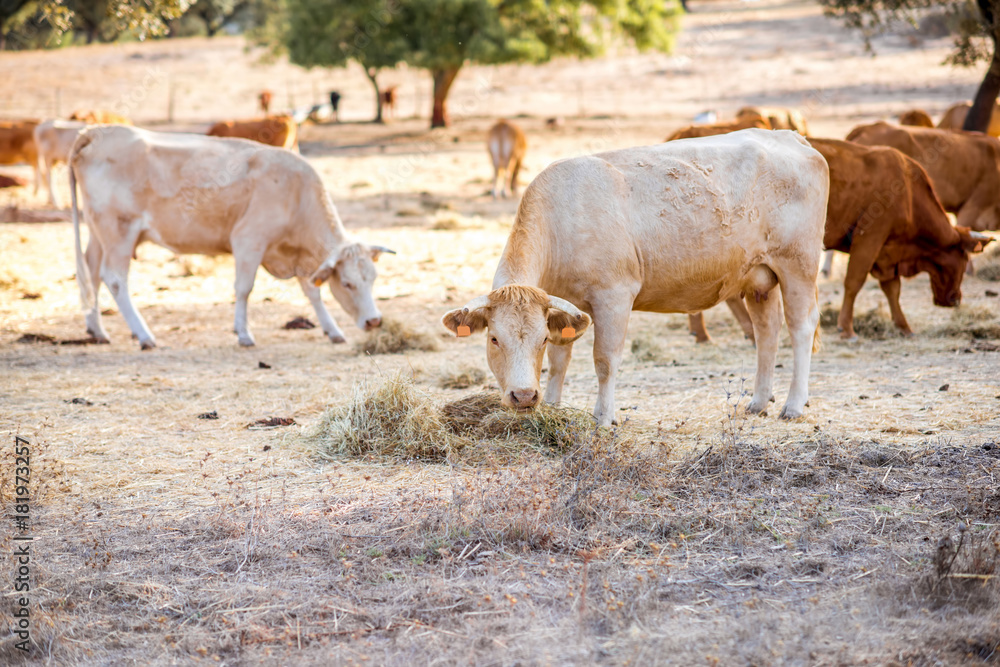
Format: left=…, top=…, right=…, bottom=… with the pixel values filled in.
left=487, top=119, right=527, bottom=199
left=737, top=106, right=808, bottom=135
left=380, top=86, right=398, bottom=121
left=690, top=138, right=993, bottom=342
left=847, top=121, right=1000, bottom=231
left=899, top=109, right=934, bottom=128
left=207, top=115, right=298, bottom=150
left=665, top=115, right=770, bottom=141
left=0, top=173, right=27, bottom=188
left=0, top=119, right=40, bottom=193
left=937, top=101, right=1000, bottom=137
left=259, top=90, right=273, bottom=115
left=69, top=110, right=132, bottom=125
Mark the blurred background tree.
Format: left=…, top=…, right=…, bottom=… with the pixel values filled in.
left=821, top=0, right=1000, bottom=132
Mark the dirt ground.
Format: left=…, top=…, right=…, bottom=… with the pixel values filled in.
left=2, top=0, right=999, bottom=664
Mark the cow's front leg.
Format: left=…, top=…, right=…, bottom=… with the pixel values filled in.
left=820, top=249, right=836, bottom=278
left=297, top=277, right=346, bottom=344
left=878, top=276, right=913, bottom=336
left=543, top=340, right=574, bottom=405
left=744, top=289, right=782, bottom=415
left=233, top=248, right=265, bottom=347
left=100, top=245, right=155, bottom=349
left=590, top=296, right=633, bottom=427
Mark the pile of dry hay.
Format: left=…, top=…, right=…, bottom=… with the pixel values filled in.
left=976, top=243, right=1000, bottom=282
left=820, top=305, right=896, bottom=339
left=300, top=373, right=625, bottom=462
left=355, top=318, right=440, bottom=355
left=928, top=304, right=1000, bottom=339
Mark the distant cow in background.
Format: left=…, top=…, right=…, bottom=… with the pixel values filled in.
left=380, top=86, right=398, bottom=121
left=0, top=119, right=40, bottom=193
left=665, top=115, right=769, bottom=141
left=259, top=90, right=273, bottom=115
left=69, top=126, right=394, bottom=349
left=737, top=106, right=809, bottom=135
left=69, top=110, right=132, bottom=125
left=207, top=115, right=298, bottom=150
left=33, top=119, right=87, bottom=207
left=487, top=119, right=527, bottom=199
left=899, top=109, right=934, bottom=128
left=0, top=173, right=27, bottom=188
left=937, top=101, right=1000, bottom=137
left=329, top=91, right=342, bottom=121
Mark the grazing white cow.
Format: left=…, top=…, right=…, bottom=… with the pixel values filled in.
left=443, top=129, right=829, bottom=426
left=69, top=125, right=393, bottom=350
left=34, top=119, right=87, bottom=207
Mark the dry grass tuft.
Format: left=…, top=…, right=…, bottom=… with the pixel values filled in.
left=356, top=318, right=440, bottom=354
left=975, top=244, right=1000, bottom=282
left=437, top=362, right=487, bottom=389
left=630, top=333, right=667, bottom=362
left=852, top=306, right=896, bottom=339
left=819, top=305, right=840, bottom=328
left=301, top=372, right=451, bottom=461
left=431, top=216, right=461, bottom=231
left=928, top=305, right=1000, bottom=339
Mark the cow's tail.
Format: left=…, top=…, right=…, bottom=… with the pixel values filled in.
left=812, top=285, right=822, bottom=353
left=69, top=148, right=95, bottom=312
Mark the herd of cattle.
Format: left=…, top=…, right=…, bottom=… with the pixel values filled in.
left=0, top=98, right=998, bottom=426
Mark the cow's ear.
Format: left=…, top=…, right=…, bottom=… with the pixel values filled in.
left=546, top=297, right=591, bottom=345
left=442, top=296, right=490, bottom=337
left=309, top=259, right=336, bottom=287
left=370, top=245, right=396, bottom=262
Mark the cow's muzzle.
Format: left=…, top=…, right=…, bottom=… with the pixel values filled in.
left=364, top=317, right=383, bottom=331
left=508, top=388, right=539, bottom=412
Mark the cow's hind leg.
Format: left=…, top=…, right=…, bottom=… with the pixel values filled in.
left=543, top=341, right=574, bottom=405
left=100, top=244, right=156, bottom=349
left=590, top=292, right=634, bottom=427
left=778, top=275, right=820, bottom=419
left=744, top=288, right=781, bottom=415
left=232, top=247, right=265, bottom=347
left=688, top=313, right=711, bottom=343
left=83, top=238, right=109, bottom=342
left=297, top=277, right=346, bottom=344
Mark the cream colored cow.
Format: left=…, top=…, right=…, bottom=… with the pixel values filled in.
left=34, top=119, right=87, bottom=207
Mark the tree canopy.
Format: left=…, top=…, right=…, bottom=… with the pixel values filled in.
left=821, top=0, right=1000, bottom=132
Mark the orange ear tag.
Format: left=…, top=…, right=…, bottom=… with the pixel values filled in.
left=974, top=242, right=983, bottom=252
left=313, top=278, right=324, bottom=287
left=561, top=327, right=576, bottom=339
left=457, top=325, right=471, bottom=337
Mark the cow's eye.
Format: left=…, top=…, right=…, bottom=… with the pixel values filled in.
left=490, top=336, right=499, bottom=347
left=343, top=282, right=355, bottom=290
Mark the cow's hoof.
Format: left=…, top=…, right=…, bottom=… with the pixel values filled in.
left=900, top=330, right=915, bottom=338
left=778, top=405, right=804, bottom=420
left=140, top=340, right=156, bottom=351
left=746, top=403, right=767, bottom=417
left=238, top=336, right=256, bottom=347
left=820, top=271, right=831, bottom=279
left=328, top=334, right=347, bottom=344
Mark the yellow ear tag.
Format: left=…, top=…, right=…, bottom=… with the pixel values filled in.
left=561, top=327, right=576, bottom=339
left=313, top=278, right=324, bottom=287
left=457, top=325, right=471, bottom=337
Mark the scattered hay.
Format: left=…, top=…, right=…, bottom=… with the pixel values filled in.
left=974, top=243, right=1000, bottom=282
left=852, top=306, right=896, bottom=340
left=819, top=305, right=840, bottom=329
left=356, top=318, right=440, bottom=355
left=929, top=305, right=1000, bottom=339
left=395, top=207, right=423, bottom=217
left=283, top=316, right=316, bottom=330
left=301, top=373, right=451, bottom=460
left=630, top=333, right=666, bottom=362
left=247, top=416, right=296, bottom=430
left=438, top=363, right=487, bottom=389
left=16, top=332, right=57, bottom=344
left=431, top=216, right=461, bottom=231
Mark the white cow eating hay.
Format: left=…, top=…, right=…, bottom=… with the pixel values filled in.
left=34, top=119, right=87, bottom=208
left=443, top=129, right=829, bottom=426
left=70, top=125, right=393, bottom=350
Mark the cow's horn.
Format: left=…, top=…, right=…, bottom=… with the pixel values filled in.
left=372, top=245, right=397, bottom=255
left=547, top=295, right=586, bottom=319
left=460, top=295, right=490, bottom=313
left=968, top=231, right=992, bottom=241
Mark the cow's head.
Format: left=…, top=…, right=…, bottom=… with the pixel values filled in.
left=310, top=243, right=395, bottom=330
left=903, top=228, right=993, bottom=307
left=441, top=285, right=591, bottom=412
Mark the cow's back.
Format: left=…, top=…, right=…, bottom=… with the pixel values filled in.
left=506, top=129, right=827, bottom=312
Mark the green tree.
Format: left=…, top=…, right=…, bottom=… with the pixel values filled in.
left=0, top=0, right=32, bottom=49
left=821, top=0, right=1000, bottom=132
left=187, top=0, right=244, bottom=36
left=264, top=0, right=680, bottom=128
left=251, top=0, right=409, bottom=123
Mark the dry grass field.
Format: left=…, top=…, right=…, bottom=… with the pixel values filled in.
left=2, top=0, right=1000, bottom=664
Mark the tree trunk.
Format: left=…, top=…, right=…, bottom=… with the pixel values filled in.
left=0, top=17, right=6, bottom=51
left=431, top=67, right=460, bottom=129
left=365, top=68, right=383, bottom=124
left=964, top=0, right=1000, bottom=132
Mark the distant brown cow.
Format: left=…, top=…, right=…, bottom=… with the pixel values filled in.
left=0, top=119, right=40, bottom=193
left=847, top=121, right=1000, bottom=231
left=737, top=106, right=808, bottom=135
left=665, top=116, right=770, bottom=141
left=0, top=173, right=27, bottom=188
left=690, top=138, right=993, bottom=342
left=69, top=110, right=132, bottom=125
left=487, top=119, right=527, bottom=199
left=259, top=90, right=273, bottom=115
left=937, top=101, right=1000, bottom=137
left=207, top=115, right=298, bottom=150
left=899, top=109, right=934, bottom=128
left=380, top=86, right=398, bottom=121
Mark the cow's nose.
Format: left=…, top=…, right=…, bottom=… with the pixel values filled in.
left=509, top=389, right=539, bottom=409
left=364, top=317, right=382, bottom=330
